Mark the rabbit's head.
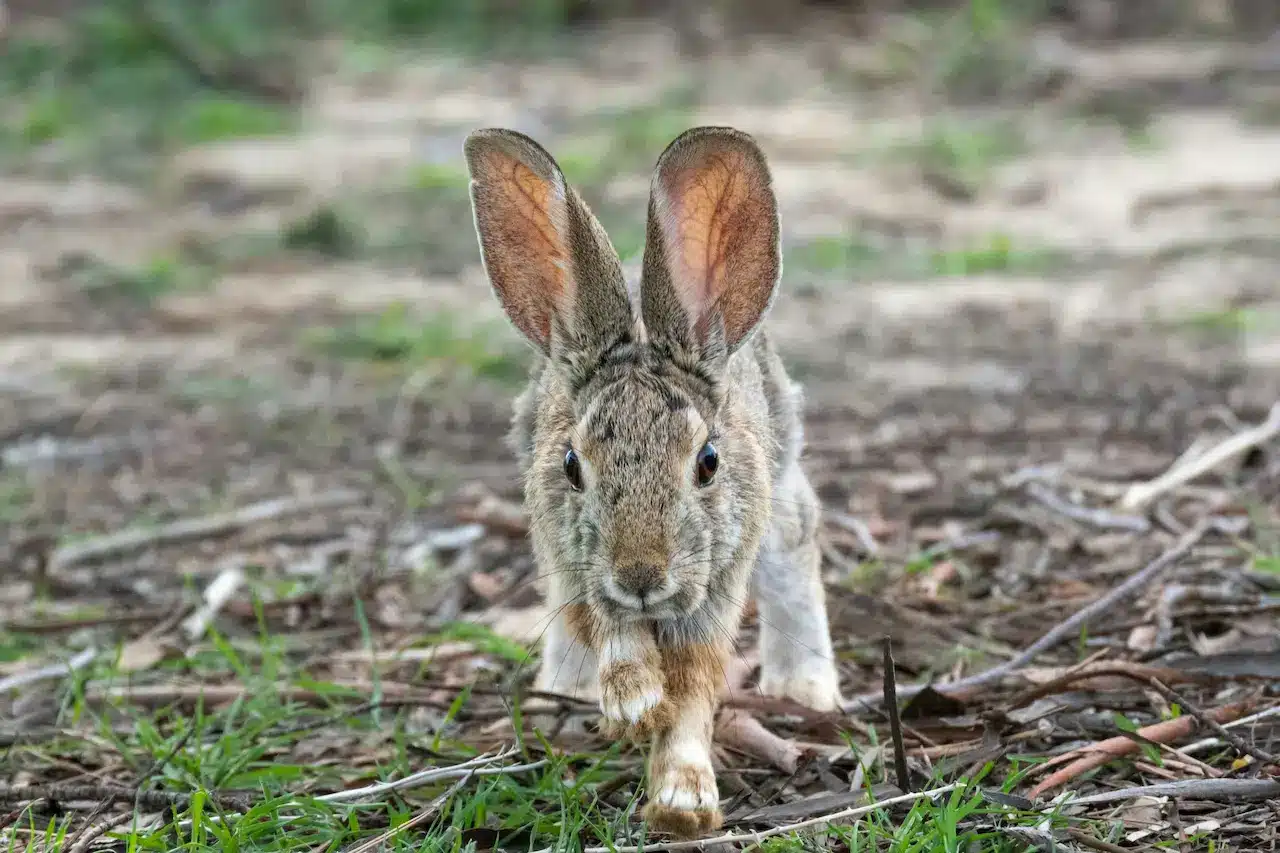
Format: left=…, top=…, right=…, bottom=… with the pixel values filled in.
left=464, top=127, right=781, bottom=626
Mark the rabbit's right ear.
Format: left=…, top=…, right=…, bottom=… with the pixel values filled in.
left=639, top=127, right=781, bottom=373
left=464, top=128, right=632, bottom=369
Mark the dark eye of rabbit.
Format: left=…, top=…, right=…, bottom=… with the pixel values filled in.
left=695, top=442, right=718, bottom=487
left=563, top=448, right=583, bottom=491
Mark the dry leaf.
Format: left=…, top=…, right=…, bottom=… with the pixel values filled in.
left=1127, top=624, right=1158, bottom=653
left=117, top=637, right=170, bottom=672
left=467, top=571, right=507, bottom=602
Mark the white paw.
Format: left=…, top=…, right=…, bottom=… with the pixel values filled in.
left=760, top=666, right=842, bottom=712
left=599, top=663, right=664, bottom=726
left=602, top=684, right=663, bottom=724
left=653, top=762, right=718, bottom=811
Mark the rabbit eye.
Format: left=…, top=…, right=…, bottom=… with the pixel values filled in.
left=695, top=442, right=718, bottom=487
left=564, top=448, right=583, bottom=491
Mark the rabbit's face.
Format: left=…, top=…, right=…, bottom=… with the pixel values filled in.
left=530, top=357, right=770, bottom=623
left=465, top=125, right=782, bottom=627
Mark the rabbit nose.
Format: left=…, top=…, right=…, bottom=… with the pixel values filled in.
left=614, top=564, right=664, bottom=599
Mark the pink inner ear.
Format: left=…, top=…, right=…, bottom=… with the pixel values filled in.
left=470, top=145, right=577, bottom=349
left=654, top=165, right=729, bottom=325
left=652, top=141, right=777, bottom=346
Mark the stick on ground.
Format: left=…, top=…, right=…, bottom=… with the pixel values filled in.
left=882, top=637, right=911, bottom=793
left=51, top=489, right=364, bottom=571
left=1120, top=402, right=1280, bottom=510
left=1027, top=700, right=1256, bottom=799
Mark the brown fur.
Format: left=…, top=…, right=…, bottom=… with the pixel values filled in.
left=464, top=126, right=842, bottom=839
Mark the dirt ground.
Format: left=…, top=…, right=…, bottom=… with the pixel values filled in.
left=1, top=12, right=1278, bottom=851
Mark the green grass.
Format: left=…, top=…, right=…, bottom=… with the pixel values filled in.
left=168, top=97, right=295, bottom=146
left=305, top=303, right=529, bottom=386
left=0, top=1, right=300, bottom=175
left=281, top=205, right=367, bottom=259
left=788, top=231, right=1068, bottom=280
left=61, top=251, right=216, bottom=307
left=908, top=118, right=1029, bottom=189
left=882, top=0, right=1047, bottom=103
left=0, top=472, right=33, bottom=523
left=0, top=0, right=618, bottom=174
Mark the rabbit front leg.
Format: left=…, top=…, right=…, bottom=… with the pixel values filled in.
left=560, top=604, right=668, bottom=736
left=754, top=465, right=842, bottom=711
left=641, top=642, right=726, bottom=837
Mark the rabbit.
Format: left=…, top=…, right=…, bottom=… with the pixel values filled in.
left=463, top=125, right=842, bottom=837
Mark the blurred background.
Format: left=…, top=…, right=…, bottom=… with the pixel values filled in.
left=2, top=0, right=1279, bottom=729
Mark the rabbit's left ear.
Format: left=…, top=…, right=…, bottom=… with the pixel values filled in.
left=640, top=127, right=781, bottom=366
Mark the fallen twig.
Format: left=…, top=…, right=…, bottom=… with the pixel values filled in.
left=1013, top=662, right=1276, bottom=767
left=1182, top=704, right=1280, bottom=755
left=1006, top=662, right=1222, bottom=710
left=183, top=562, right=247, bottom=641
left=715, top=712, right=804, bottom=774
left=0, top=783, right=255, bottom=811
left=1119, top=402, right=1280, bottom=511
left=1144, top=678, right=1277, bottom=768
left=882, top=637, right=911, bottom=793
left=1063, top=828, right=1139, bottom=853
left=713, top=653, right=805, bottom=774
left=84, top=681, right=447, bottom=708
left=1066, top=778, right=1280, bottom=806
left=313, top=750, right=545, bottom=804
left=1025, top=482, right=1150, bottom=532
left=67, top=811, right=136, bottom=853
left=1027, top=700, right=1255, bottom=799
left=826, top=512, right=881, bottom=556
left=336, top=773, right=472, bottom=853
left=530, top=783, right=962, bottom=853
left=846, top=521, right=1213, bottom=710
left=51, top=489, right=363, bottom=571
left=0, top=646, right=98, bottom=693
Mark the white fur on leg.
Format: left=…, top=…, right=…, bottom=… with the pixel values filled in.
left=753, top=521, right=842, bottom=711
left=597, top=625, right=663, bottom=725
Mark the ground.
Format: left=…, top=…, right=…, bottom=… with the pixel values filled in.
left=1, top=4, right=1278, bottom=852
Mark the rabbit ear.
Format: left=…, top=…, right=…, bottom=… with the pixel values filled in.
left=464, top=128, right=632, bottom=364
left=640, top=127, right=780, bottom=367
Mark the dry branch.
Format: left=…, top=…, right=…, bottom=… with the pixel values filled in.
left=882, top=637, right=911, bottom=793
left=0, top=646, right=98, bottom=693
left=1025, top=482, right=1150, bottom=532
left=51, top=489, right=363, bottom=571
left=715, top=711, right=804, bottom=774
left=712, top=652, right=805, bottom=773
left=1067, top=778, right=1280, bottom=806
left=67, top=811, right=136, bottom=853
left=336, top=774, right=473, bottom=853
left=1006, top=662, right=1224, bottom=710
left=312, top=751, right=545, bottom=804
left=1027, top=700, right=1256, bottom=799
left=0, top=784, right=255, bottom=811
left=1119, top=402, right=1280, bottom=510
left=1144, top=678, right=1277, bottom=767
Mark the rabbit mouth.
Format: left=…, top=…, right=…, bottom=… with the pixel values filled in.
left=599, top=575, right=684, bottom=620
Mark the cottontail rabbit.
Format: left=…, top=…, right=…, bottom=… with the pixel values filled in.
left=463, top=126, right=841, bottom=837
